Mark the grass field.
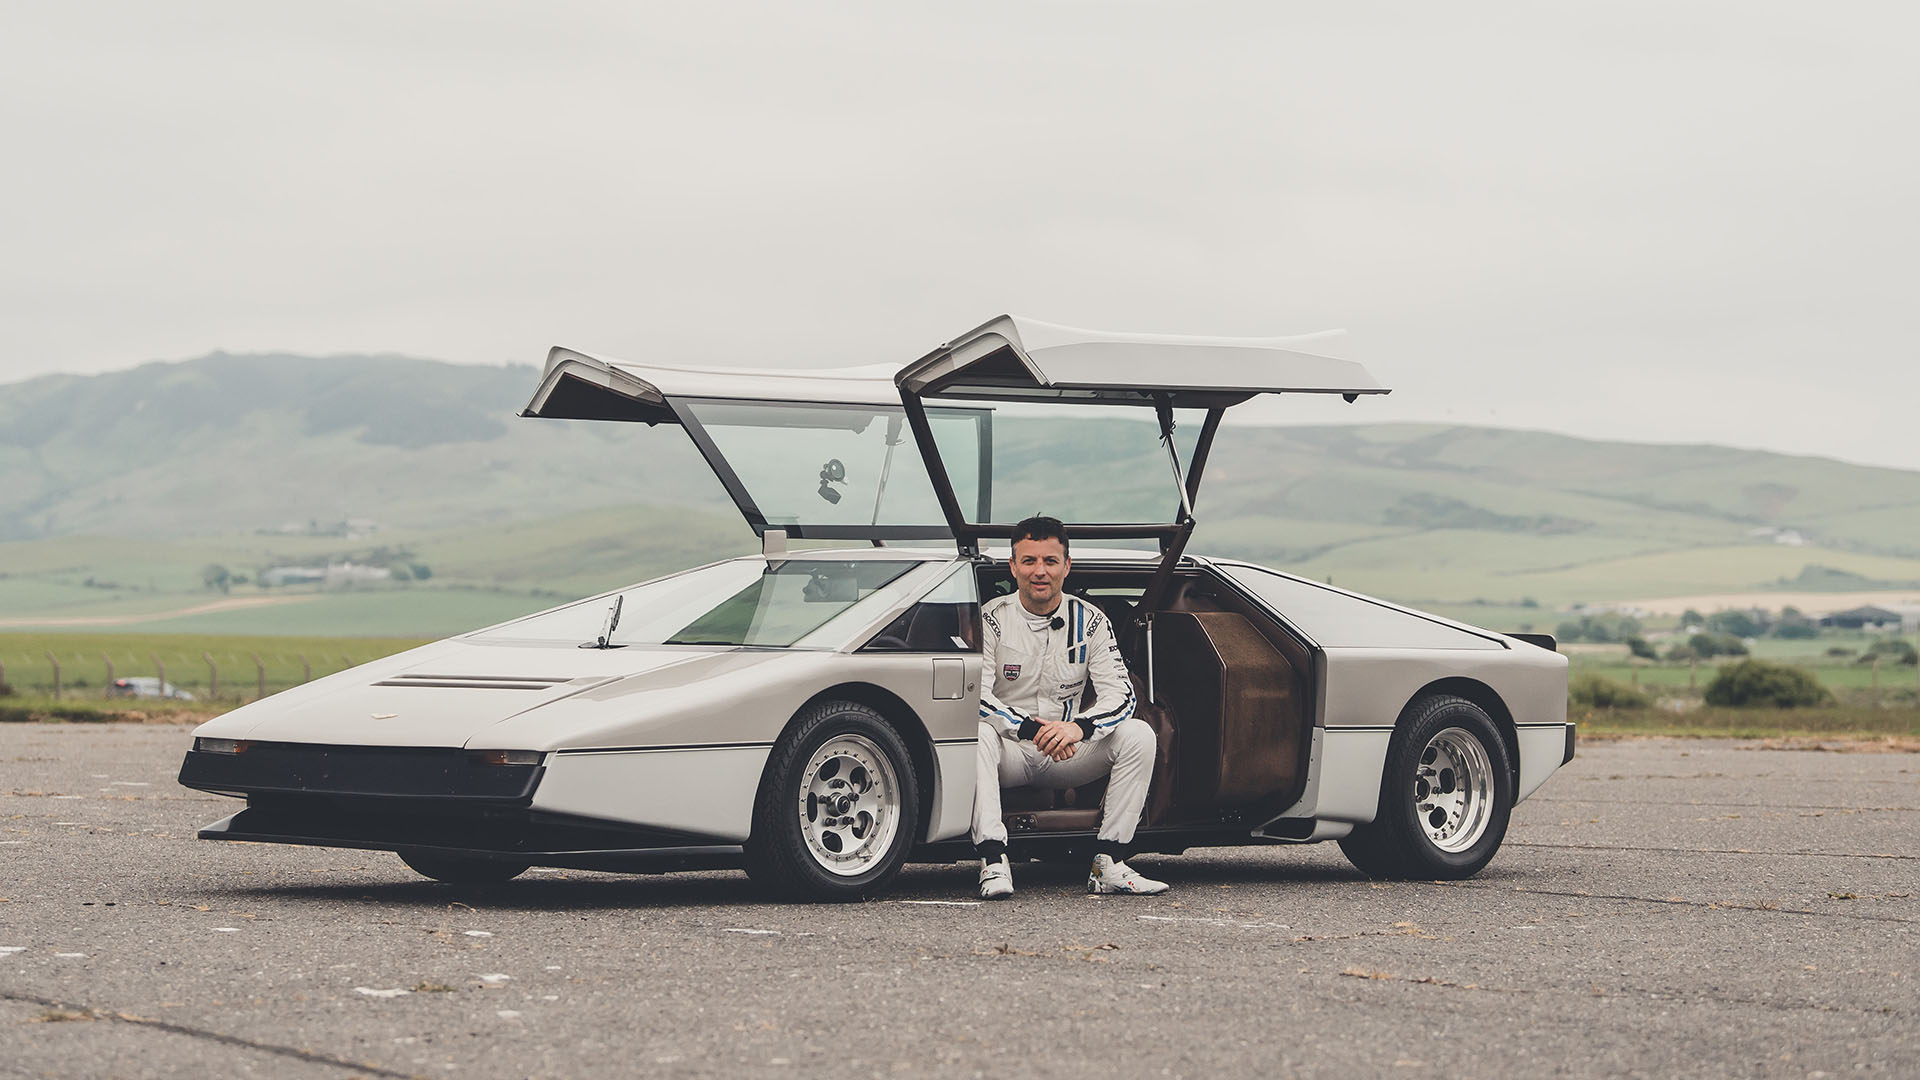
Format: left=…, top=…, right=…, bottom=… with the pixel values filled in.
left=1574, top=706, right=1920, bottom=741
left=4, top=625, right=1915, bottom=743
left=0, top=632, right=431, bottom=701
left=1566, top=631, right=1920, bottom=701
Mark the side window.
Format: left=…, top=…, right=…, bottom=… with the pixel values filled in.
left=861, top=565, right=982, bottom=653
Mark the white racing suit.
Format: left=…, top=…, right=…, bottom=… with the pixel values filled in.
left=971, top=592, right=1156, bottom=858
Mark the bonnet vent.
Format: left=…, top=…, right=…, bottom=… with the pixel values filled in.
left=371, top=674, right=577, bottom=691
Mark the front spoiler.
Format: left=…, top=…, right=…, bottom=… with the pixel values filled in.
left=198, top=803, right=743, bottom=875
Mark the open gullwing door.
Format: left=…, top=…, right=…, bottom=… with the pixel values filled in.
left=520, top=347, right=985, bottom=542
left=894, top=315, right=1388, bottom=552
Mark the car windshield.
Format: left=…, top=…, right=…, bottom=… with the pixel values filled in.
left=469, top=558, right=924, bottom=648
left=665, top=559, right=918, bottom=646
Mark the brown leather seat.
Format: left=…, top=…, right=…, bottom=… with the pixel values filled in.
left=999, top=670, right=1175, bottom=833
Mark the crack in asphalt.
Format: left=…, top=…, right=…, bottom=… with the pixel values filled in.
left=0, top=988, right=418, bottom=1079
left=1505, top=840, right=1919, bottom=861
left=1324, top=970, right=1910, bottom=1019
left=1437, top=882, right=1919, bottom=924
left=1531, top=797, right=1919, bottom=812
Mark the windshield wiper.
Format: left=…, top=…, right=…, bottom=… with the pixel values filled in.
left=579, top=595, right=625, bottom=649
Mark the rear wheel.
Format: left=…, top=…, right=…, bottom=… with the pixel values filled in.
left=397, top=850, right=530, bottom=884
left=744, top=700, right=921, bottom=901
left=1339, top=695, right=1513, bottom=880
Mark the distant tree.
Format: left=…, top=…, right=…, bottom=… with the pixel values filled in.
left=1625, top=636, right=1659, bottom=660
left=1520, top=597, right=1540, bottom=609
left=1556, top=614, right=1642, bottom=644
left=1859, top=639, right=1919, bottom=667
left=389, top=565, right=412, bottom=582
left=201, top=564, right=231, bottom=594
left=1569, top=673, right=1652, bottom=710
left=1689, top=632, right=1749, bottom=659
left=1704, top=660, right=1831, bottom=708
left=410, top=563, right=432, bottom=581
left=1706, top=610, right=1763, bottom=639
left=1680, top=609, right=1706, bottom=630
left=1666, top=643, right=1698, bottom=662
left=230, top=574, right=249, bottom=586
left=1825, top=645, right=1857, bottom=658
left=1772, top=605, right=1816, bottom=637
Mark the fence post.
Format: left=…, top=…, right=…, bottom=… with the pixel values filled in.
left=300, top=654, right=311, bottom=683
left=101, top=653, right=115, bottom=698
left=1689, top=657, right=1697, bottom=691
left=46, top=652, right=61, bottom=700
left=152, top=654, right=166, bottom=694
left=0, top=657, right=7, bottom=691
left=1629, top=659, right=1639, bottom=687
left=1872, top=656, right=1880, bottom=704
left=204, top=653, right=219, bottom=699
left=253, top=653, right=266, bottom=700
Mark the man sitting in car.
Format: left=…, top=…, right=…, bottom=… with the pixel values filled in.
left=972, top=515, right=1169, bottom=899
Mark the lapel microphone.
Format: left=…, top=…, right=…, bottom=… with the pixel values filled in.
left=1050, top=615, right=1065, bottom=630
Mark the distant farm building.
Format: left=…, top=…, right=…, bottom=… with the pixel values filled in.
left=260, top=562, right=393, bottom=587
left=1819, top=605, right=1905, bottom=631
left=324, top=562, right=392, bottom=585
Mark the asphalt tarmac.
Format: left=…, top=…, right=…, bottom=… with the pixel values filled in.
left=1, top=724, right=1914, bottom=1080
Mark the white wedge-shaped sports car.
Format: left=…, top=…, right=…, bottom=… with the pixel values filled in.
left=180, top=316, right=1572, bottom=899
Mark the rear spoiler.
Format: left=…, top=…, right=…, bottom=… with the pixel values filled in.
left=1509, top=633, right=1557, bottom=653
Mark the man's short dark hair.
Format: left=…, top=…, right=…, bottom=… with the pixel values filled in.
left=1010, top=515, right=1069, bottom=555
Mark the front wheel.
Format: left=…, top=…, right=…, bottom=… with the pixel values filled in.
left=744, top=700, right=921, bottom=901
left=1339, top=695, right=1513, bottom=880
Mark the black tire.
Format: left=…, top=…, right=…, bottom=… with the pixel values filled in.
left=743, top=699, right=922, bottom=901
left=397, top=850, right=531, bottom=884
left=1338, top=694, right=1514, bottom=880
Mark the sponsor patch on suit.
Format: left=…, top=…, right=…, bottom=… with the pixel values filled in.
left=1002, top=663, right=1021, bottom=682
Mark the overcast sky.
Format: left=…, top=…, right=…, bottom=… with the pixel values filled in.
left=4, top=2, right=1916, bottom=468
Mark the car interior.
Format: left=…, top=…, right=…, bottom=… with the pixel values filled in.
left=971, top=562, right=1316, bottom=840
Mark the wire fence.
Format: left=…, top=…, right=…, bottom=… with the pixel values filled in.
left=0, top=644, right=419, bottom=704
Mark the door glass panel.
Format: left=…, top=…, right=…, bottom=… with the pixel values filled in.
left=679, top=400, right=984, bottom=532
left=924, top=400, right=1203, bottom=524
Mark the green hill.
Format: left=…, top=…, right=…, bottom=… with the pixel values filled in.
left=3, top=352, right=1918, bottom=635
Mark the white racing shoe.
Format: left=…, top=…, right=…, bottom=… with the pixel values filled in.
left=1087, top=854, right=1170, bottom=895
left=979, top=855, right=1014, bottom=900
